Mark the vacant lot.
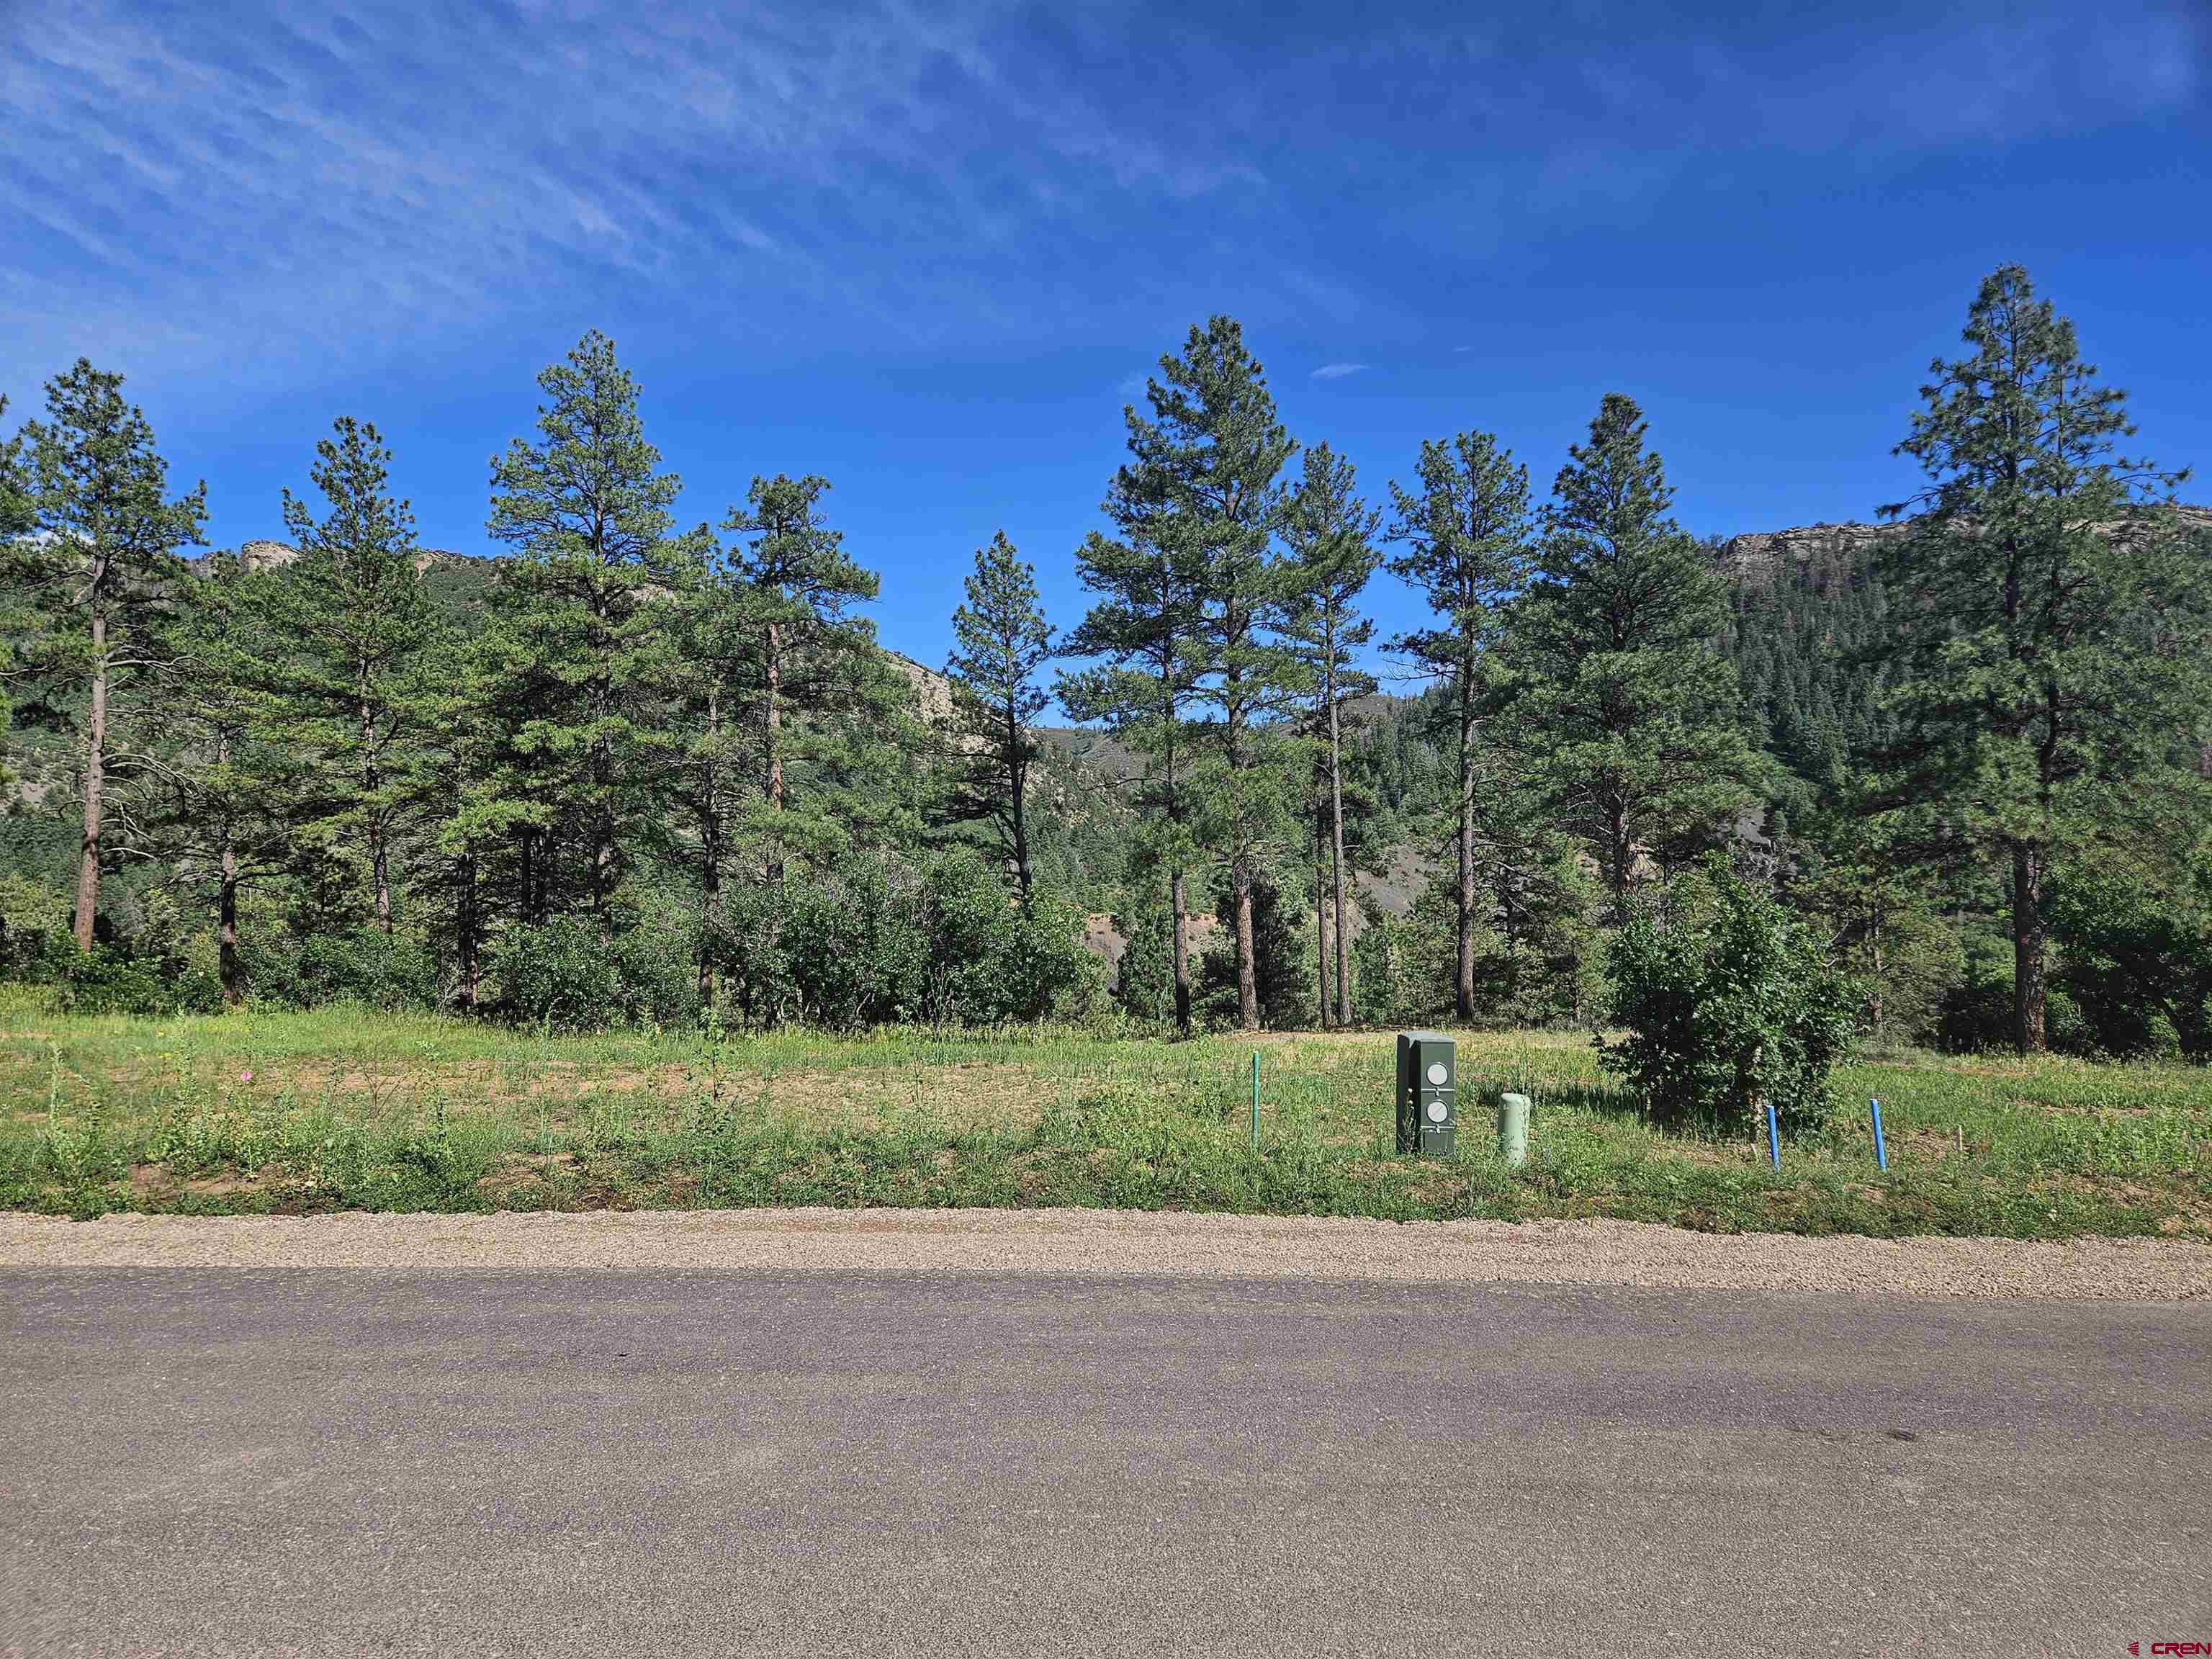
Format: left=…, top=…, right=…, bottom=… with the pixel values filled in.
left=4, top=992, right=2208, bottom=1238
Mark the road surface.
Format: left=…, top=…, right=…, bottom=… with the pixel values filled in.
left=4, top=1263, right=2208, bottom=1657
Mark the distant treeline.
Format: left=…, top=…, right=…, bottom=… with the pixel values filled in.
left=2, top=265, right=2208, bottom=1056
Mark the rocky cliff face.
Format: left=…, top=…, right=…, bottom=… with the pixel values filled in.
left=230, top=540, right=481, bottom=577
left=1718, top=505, right=2212, bottom=587
left=1716, top=521, right=1902, bottom=588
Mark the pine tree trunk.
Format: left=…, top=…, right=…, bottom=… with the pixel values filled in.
left=361, top=689, right=392, bottom=937
left=218, top=832, right=241, bottom=1007
left=1328, top=662, right=1352, bottom=1029
left=764, top=620, right=784, bottom=886
left=1233, top=858, right=1259, bottom=1031
left=73, top=611, right=105, bottom=953
left=2013, top=841, right=2047, bottom=1054
left=457, top=853, right=480, bottom=1011
left=1171, top=869, right=1191, bottom=1039
left=1314, top=820, right=1329, bottom=1030
left=699, top=691, right=721, bottom=1006
left=1607, top=795, right=1633, bottom=923
left=1227, top=639, right=1258, bottom=1031
left=698, top=844, right=720, bottom=1007
left=1866, top=920, right=1886, bottom=1041
left=1166, top=725, right=1191, bottom=1040
left=591, top=576, right=614, bottom=939
left=517, top=828, right=535, bottom=928
left=1007, top=692, right=1031, bottom=907
left=1455, top=687, right=1475, bottom=1020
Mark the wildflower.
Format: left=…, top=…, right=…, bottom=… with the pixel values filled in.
left=239, top=1069, right=253, bottom=1084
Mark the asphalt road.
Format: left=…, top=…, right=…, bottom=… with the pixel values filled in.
left=4, top=1270, right=2208, bottom=1658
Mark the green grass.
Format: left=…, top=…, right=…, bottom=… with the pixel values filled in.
left=3, top=987, right=2208, bottom=1238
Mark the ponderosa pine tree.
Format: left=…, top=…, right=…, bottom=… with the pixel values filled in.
left=407, top=636, right=522, bottom=1011
left=145, top=554, right=300, bottom=1002
left=0, top=403, right=32, bottom=799
left=1283, top=444, right=1378, bottom=1027
left=1872, top=264, right=2208, bottom=1053
left=485, top=331, right=696, bottom=932
left=1511, top=395, right=1764, bottom=921
left=18, top=361, right=207, bottom=952
left=1058, top=526, right=1205, bottom=1035
left=718, top=474, right=881, bottom=886
left=1387, top=429, right=1532, bottom=1017
left=1123, top=317, right=1299, bottom=1030
left=277, top=418, right=437, bottom=935
left=665, top=544, right=757, bottom=1002
left=945, top=531, right=1051, bottom=907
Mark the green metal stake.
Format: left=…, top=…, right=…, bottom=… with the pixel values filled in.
left=1250, top=1050, right=1260, bottom=1151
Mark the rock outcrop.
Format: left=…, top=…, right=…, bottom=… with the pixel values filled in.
left=1719, top=504, right=2212, bottom=588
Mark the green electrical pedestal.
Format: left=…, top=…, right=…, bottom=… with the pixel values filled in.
left=1395, top=1031, right=1457, bottom=1158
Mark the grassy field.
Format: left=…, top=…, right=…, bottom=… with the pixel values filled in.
left=4, top=988, right=2209, bottom=1238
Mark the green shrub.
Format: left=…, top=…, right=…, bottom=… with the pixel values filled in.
left=2049, top=860, right=2212, bottom=1061
left=1601, top=857, right=1856, bottom=1133
left=490, top=917, right=620, bottom=1033
left=1112, top=901, right=1178, bottom=1027
left=0, top=875, right=73, bottom=981
left=56, top=944, right=222, bottom=1017
left=607, top=898, right=701, bottom=1030
left=1199, top=866, right=1316, bottom=1030
left=1937, top=946, right=2092, bottom=1056
left=294, top=928, right=440, bottom=1011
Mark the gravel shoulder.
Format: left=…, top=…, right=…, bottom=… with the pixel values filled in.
left=5, top=1206, right=2211, bottom=1299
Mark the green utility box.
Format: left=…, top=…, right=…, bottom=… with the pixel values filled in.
left=1395, top=1031, right=1457, bottom=1158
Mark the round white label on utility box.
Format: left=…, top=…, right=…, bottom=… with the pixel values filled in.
left=1426, top=1062, right=1448, bottom=1086
left=1426, top=1100, right=1447, bottom=1123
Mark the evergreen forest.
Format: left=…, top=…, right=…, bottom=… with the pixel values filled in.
left=4, top=265, right=2208, bottom=1060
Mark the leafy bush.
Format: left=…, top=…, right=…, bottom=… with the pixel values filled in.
left=782, top=859, right=922, bottom=1028
left=701, top=852, right=1101, bottom=1032
left=294, top=928, right=440, bottom=1011
left=607, top=897, right=701, bottom=1030
left=1197, top=865, right=1316, bottom=1029
left=1601, top=858, right=1856, bottom=1132
left=0, top=875, right=73, bottom=981
left=1936, top=945, right=2091, bottom=1056
left=56, top=943, right=222, bottom=1017
left=490, top=917, right=620, bottom=1033
left=1112, top=900, right=1177, bottom=1027
left=2049, top=861, right=2212, bottom=1061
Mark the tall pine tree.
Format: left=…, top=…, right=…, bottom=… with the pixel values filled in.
left=19, top=361, right=207, bottom=951
left=1387, top=429, right=1532, bottom=1017
left=1511, top=395, right=1763, bottom=921
left=1058, top=527, right=1205, bottom=1035
left=277, top=418, right=436, bottom=935
left=1121, top=318, right=1299, bottom=1030
left=1283, top=444, right=1378, bottom=1028
left=145, top=554, right=300, bottom=1002
left=485, top=331, right=696, bottom=932
left=945, top=531, right=1051, bottom=906
left=717, top=474, right=881, bottom=884
left=1872, top=265, right=2207, bottom=1053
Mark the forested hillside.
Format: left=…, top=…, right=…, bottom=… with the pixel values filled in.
left=4, top=267, right=2208, bottom=1057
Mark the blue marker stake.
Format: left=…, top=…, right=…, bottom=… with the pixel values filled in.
left=1870, top=1097, right=1889, bottom=1172
left=1765, top=1100, right=1781, bottom=1170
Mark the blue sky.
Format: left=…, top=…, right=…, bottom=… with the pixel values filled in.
left=6, top=0, right=2208, bottom=693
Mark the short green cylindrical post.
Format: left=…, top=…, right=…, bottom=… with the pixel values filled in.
left=1498, top=1092, right=1530, bottom=1170
left=1250, top=1050, right=1260, bottom=1150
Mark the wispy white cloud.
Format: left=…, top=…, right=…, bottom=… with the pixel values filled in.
left=2, top=0, right=2198, bottom=401
left=0, top=0, right=1282, bottom=389
left=1310, top=362, right=1367, bottom=380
